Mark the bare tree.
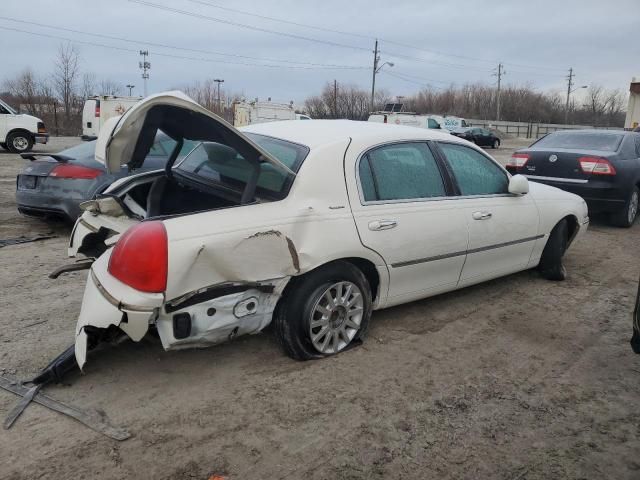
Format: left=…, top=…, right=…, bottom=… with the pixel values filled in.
left=53, top=42, right=80, bottom=120
left=81, top=73, right=97, bottom=99
left=99, top=79, right=123, bottom=96
left=3, top=69, right=39, bottom=114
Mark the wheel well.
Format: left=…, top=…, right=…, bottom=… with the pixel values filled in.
left=563, top=215, right=579, bottom=244
left=281, top=257, right=381, bottom=302
left=6, top=128, right=33, bottom=143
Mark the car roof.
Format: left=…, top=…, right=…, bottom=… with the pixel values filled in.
left=240, top=119, right=461, bottom=149
left=549, top=129, right=625, bottom=136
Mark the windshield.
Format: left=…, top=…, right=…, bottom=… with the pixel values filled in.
left=175, top=133, right=309, bottom=200
left=0, top=99, right=18, bottom=114
left=534, top=132, right=624, bottom=152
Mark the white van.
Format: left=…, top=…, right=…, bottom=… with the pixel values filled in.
left=82, top=96, right=140, bottom=140
left=367, top=112, right=445, bottom=130
left=438, top=115, right=468, bottom=130
left=0, top=98, right=48, bottom=153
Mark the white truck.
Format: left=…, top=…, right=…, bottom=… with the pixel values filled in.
left=233, top=99, right=310, bottom=127
left=82, top=95, right=141, bottom=140
left=624, top=78, right=640, bottom=130
left=0, top=98, right=48, bottom=153
left=368, top=112, right=468, bottom=131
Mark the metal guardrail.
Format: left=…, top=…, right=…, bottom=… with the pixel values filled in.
left=466, top=119, right=623, bottom=139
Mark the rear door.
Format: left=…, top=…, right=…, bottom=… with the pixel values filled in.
left=349, top=141, right=469, bottom=307
left=82, top=99, right=98, bottom=138
left=436, top=141, right=539, bottom=286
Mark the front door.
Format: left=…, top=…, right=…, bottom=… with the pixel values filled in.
left=435, top=142, right=539, bottom=286
left=348, top=141, right=469, bottom=307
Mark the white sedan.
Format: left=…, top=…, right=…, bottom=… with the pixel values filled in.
left=66, top=92, right=589, bottom=368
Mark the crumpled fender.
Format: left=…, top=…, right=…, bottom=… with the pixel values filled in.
left=74, top=252, right=163, bottom=369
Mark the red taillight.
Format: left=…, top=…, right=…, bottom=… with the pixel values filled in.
left=95, top=100, right=101, bottom=118
left=578, top=156, right=616, bottom=176
left=50, top=164, right=103, bottom=179
left=507, top=153, right=530, bottom=168
left=108, top=221, right=168, bottom=293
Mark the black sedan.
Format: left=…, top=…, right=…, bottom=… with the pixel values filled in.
left=450, top=127, right=501, bottom=148
left=506, top=130, right=640, bottom=228
left=16, top=135, right=195, bottom=222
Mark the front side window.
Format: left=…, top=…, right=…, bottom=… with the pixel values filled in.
left=359, top=142, right=446, bottom=202
left=438, top=143, right=508, bottom=196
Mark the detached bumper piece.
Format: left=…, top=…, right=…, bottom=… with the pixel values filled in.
left=31, top=345, right=79, bottom=385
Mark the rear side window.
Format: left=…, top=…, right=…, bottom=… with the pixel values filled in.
left=533, top=132, right=624, bottom=152
left=359, top=142, right=446, bottom=202
left=438, top=143, right=508, bottom=196
left=427, top=118, right=439, bottom=129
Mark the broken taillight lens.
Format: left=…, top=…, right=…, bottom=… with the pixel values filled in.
left=50, top=164, right=103, bottom=179
left=507, top=153, right=530, bottom=168
left=578, top=156, right=616, bottom=176
left=108, top=221, right=168, bottom=293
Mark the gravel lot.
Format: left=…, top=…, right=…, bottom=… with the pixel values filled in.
left=0, top=136, right=639, bottom=480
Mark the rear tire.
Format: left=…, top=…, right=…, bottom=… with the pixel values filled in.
left=7, top=131, right=33, bottom=153
left=273, top=261, right=372, bottom=360
left=609, top=186, right=639, bottom=228
left=538, top=219, right=569, bottom=281
left=492, top=139, right=500, bottom=149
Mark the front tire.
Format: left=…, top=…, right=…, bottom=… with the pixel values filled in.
left=7, top=132, right=33, bottom=153
left=273, top=261, right=372, bottom=360
left=538, top=219, right=569, bottom=281
left=609, top=186, right=639, bottom=228
left=492, top=139, right=500, bottom=149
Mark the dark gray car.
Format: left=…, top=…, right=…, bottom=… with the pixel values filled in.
left=16, top=135, right=191, bottom=222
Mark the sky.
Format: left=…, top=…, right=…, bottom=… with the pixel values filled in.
left=1, top=0, right=639, bottom=105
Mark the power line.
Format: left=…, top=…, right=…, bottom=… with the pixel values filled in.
left=128, top=0, right=371, bottom=52
left=382, top=71, right=444, bottom=90
left=178, top=0, right=566, bottom=72
left=0, top=25, right=368, bottom=70
left=0, top=16, right=366, bottom=69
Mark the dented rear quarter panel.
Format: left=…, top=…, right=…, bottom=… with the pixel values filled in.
left=161, top=139, right=389, bottom=304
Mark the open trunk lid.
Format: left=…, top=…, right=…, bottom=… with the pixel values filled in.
left=95, top=91, right=295, bottom=176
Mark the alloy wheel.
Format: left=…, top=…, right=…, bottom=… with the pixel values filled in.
left=309, top=281, right=364, bottom=354
left=629, top=190, right=639, bottom=224
left=12, top=136, right=29, bottom=151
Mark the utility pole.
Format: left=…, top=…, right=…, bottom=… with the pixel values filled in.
left=370, top=40, right=393, bottom=113
left=333, top=79, right=338, bottom=118
left=565, top=67, right=574, bottom=124
left=214, top=79, right=224, bottom=113
left=126, top=84, right=135, bottom=96
left=139, top=50, right=150, bottom=97
left=494, top=63, right=505, bottom=121
left=563, top=68, right=587, bottom=125
left=370, top=39, right=379, bottom=113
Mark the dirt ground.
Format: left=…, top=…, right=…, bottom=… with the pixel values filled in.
left=0, top=136, right=639, bottom=480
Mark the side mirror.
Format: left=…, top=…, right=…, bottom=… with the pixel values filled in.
left=508, top=174, right=529, bottom=195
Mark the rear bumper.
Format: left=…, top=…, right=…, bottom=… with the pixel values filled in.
left=524, top=176, right=626, bottom=214
left=16, top=189, right=82, bottom=221
left=34, top=133, right=49, bottom=144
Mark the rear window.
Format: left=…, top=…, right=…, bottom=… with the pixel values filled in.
left=175, top=133, right=308, bottom=200
left=533, top=132, right=624, bottom=152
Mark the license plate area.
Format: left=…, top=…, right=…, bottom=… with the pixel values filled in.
left=17, top=175, right=38, bottom=190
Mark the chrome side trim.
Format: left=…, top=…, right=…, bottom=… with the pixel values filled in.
left=524, top=175, right=588, bottom=184
left=90, top=270, right=155, bottom=313
left=391, top=234, right=545, bottom=268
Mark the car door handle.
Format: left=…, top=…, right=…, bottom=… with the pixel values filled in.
left=368, top=220, right=398, bottom=231
left=472, top=211, right=492, bottom=220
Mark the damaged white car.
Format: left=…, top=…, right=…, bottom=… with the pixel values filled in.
left=65, top=91, right=589, bottom=369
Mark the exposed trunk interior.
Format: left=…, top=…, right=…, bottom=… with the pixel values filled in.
left=124, top=174, right=239, bottom=218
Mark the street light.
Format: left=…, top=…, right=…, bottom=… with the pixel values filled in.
left=126, top=84, right=135, bottom=96
left=565, top=84, right=588, bottom=124
left=370, top=44, right=394, bottom=112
